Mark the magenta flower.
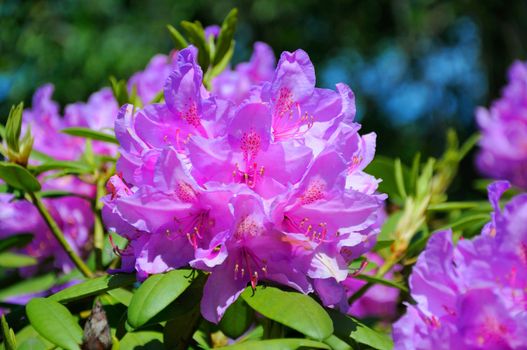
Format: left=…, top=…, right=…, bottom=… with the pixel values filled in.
left=344, top=253, right=400, bottom=320
left=128, top=53, right=176, bottom=105
left=103, top=46, right=385, bottom=323
left=476, top=60, right=527, bottom=189
left=392, top=181, right=527, bottom=349
left=212, top=42, right=276, bottom=103
left=0, top=177, right=93, bottom=275
left=22, top=84, right=84, bottom=161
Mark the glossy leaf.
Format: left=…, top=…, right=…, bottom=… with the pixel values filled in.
left=0, top=162, right=41, bottom=192
left=62, top=127, right=118, bottom=144
left=0, top=233, right=33, bottom=253
left=241, top=286, right=333, bottom=341
left=0, top=252, right=38, bottom=268
left=180, top=20, right=210, bottom=71
left=219, top=297, right=254, bottom=339
left=394, top=158, right=407, bottom=199
left=5, top=102, right=24, bottom=152
left=49, top=274, right=136, bottom=303
left=218, top=339, right=330, bottom=350
left=0, top=274, right=55, bottom=302
left=107, top=288, right=134, bottom=307
left=427, top=201, right=490, bottom=212
left=353, top=274, right=408, bottom=292
left=32, top=160, right=92, bottom=175
left=1, top=315, right=16, bottom=350
left=127, top=269, right=193, bottom=328
left=166, top=24, right=188, bottom=49
left=26, top=298, right=83, bottom=350
left=328, top=309, right=393, bottom=350
left=110, top=77, right=130, bottom=107
left=15, top=325, right=54, bottom=350
left=323, top=335, right=353, bottom=350
left=119, top=331, right=163, bottom=350
left=213, top=8, right=238, bottom=65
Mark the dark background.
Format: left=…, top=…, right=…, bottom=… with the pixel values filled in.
left=1, top=0, right=526, bottom=194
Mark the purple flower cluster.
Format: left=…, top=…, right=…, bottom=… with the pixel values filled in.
left=393, top=181, right=527, bottom=349
left=103, top=45, right=386, bottom=323
left=344, top=252, right=400, bottom=321
left=0, top=177, right=93, bottom=275
left=0, top=54, right=175, bottom=274
left=477, top=60, right=527, bottom=189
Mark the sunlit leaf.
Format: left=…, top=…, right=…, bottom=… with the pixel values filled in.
left=241, top=286, right=333, bottom=341
left=49, top=274, right=136, bottom=303
left=127, top=269, right=193, bottom=328
left=328, top=309, right=393, bottom=350
left=0, top=252, right=38, bottom=268
left=26, top=298, right=83, bottom=350
left=0, top=162, right=41, bottom=192
left=217, top=338, right=330, bottom=350
left=62, top=127, right=118, bottom=144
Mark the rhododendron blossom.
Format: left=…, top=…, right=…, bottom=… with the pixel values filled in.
left=103, top=45, right=386, bottom=323
left=477, top=60, right=527, bottom=189
left=0, top=53, right=177, bottom=275
left=392, top=181, right=527, bottom=349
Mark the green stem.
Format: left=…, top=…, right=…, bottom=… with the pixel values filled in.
left=93, top=213, right=104, bottom=271
left=93, top=174, right=108, bottom=271
left=29, top=192, right=94, bottom=278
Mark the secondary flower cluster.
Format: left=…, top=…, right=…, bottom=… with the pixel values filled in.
left=103, top=45, right=386, bottom=322
left=0, top=53, right=175, bottom=275
left=477, top=60, right=527, bottom=189
left=393, top=181, right=527, bottom=349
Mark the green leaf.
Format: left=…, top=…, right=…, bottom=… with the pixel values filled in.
left=1, top=315, right=16, bottom=350
left=62, top=127, right=118, bottom=144
left=110, top=76, right=130, bottom=107
left=323, top=335, right=353, bottom=350
left=0, top=252, right=37, bottom=268
left=107, top=288, right=134, bottom=307
left=38, top=190, right=91, bottom=200
left=166, top=24, right=188, bottom=49
left=377, top=211, right=402, bottom=242
left=32, top=160, right=92, bottom=175
left=218, top=339, right=330, bottom=350
left=438, top=213, right=490, bottom=231
left=127, top=269, right=193, bottom=328
left=0, top=162, right=41, bottom=192
left=26, top=298, right=83, bottom=350
left=427, top=201, right=490, bottom=212
left=373, top=239, right=394, bottom=251
left=353, top=274, right=408, bottom=292
left=364, top=156, right=406, bottom=203
left=16, top=338, right=49, bottom=350
left=241, top=286, right=333, bottom=341
left=49, top=274, right=136, bottom=303
left=458, top=133, right=480, bottom=160
left=14, top=325, right=54, bottom=350
left=207, top=40, right=235, bottom=80
left=0, top=274, right=55, bottom=302
left=394, top=158, right=407, bottom=199
left=5, top=102, right=24, bottom=152
left=0, top=233, right=33, bottom=253
left=213, top=8, right=238, bottom=66
left=328, top=309, right=393, bottom=350
left=119, top=331, right=163, bottom=350
left=219, top=297, right=254, bottom=339
left=408, top=152, right=421, bottom=194
left=180, top=20, right=210, bottom=71
left=148, top=89, right=165, bottom=104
